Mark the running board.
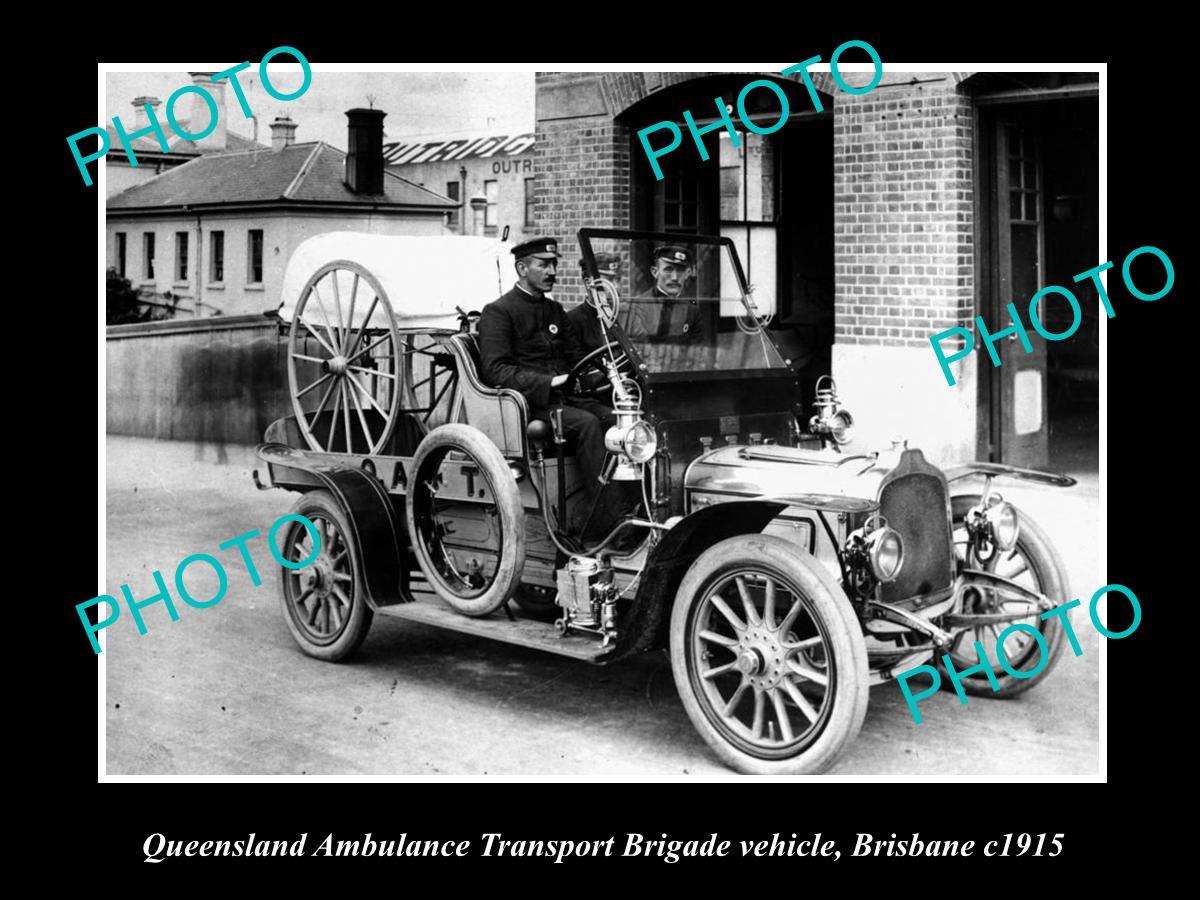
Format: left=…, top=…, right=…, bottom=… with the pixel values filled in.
left=377, top=594, right=610, bottom=663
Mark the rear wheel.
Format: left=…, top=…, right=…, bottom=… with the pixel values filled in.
left=670, top=534, right=869, bottom=775
left=278, top=490, right=374, bottom=661
left=942, top=494, right=1070, bottom=696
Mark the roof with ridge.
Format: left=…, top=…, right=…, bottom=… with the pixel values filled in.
left=107, top=142, right=459, bottom=211
left=104, top=116, right=268, bottom=159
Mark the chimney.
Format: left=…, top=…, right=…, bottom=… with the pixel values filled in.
left=345, top=108, right=386, bottom=194
left=133, top=96, right=161, bottom=131
left=186, top=72, right=227, bottom=151
left=270, top=116, right=298, bottom=151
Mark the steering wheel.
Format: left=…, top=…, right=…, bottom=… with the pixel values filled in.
left=567, top=340, right=635, bottom=397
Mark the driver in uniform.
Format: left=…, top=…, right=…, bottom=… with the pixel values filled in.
left=478, top=237, right=624, bottom=541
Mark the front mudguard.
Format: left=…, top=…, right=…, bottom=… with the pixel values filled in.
left=943, top=461, right=1076, bottom=488
left=605, top=500, right=788, bottom=662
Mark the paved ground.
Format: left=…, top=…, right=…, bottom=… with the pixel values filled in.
left=104, top=435, right=1100, bottom=777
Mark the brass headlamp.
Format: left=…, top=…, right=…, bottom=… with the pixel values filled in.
left=808, top=375, right=854, bottom=449
left=965, top=493, right=1020, bottom=560
left=843, top=514, right=905, bottom=595
left=601, top=359, right=655, bottom=481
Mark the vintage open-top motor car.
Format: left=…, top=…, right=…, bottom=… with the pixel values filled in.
left=254, top=227, right=1075, bottom=775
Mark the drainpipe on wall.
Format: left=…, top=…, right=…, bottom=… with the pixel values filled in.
left=459, top=165, right=468, bottom=236
left=186, top=206, right=203, bottom=317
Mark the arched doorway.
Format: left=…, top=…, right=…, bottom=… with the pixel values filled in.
left=617, top=75, right=836, bottom=405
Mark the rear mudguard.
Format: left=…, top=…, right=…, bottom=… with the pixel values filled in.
left=255, top=443, right=409, bottom=609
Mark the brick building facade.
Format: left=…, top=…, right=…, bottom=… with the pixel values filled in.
left=829, top=78, right=979, bottom=464
left=534, top=70, right=1099, bottom=468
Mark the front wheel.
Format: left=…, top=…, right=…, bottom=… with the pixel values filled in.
left=670, top=534, right=869, bottom=775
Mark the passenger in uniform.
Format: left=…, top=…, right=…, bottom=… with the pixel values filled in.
left=478, top=238, right=624, bottom=541
left=567, top=254, right=622, bottom=408
left=619, top=245, right=705, bottom=343
left=567, top=253, right=621, bottom=354
left=567, top=293, right=605, bottom=354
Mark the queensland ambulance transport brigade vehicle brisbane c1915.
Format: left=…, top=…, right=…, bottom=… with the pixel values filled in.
left=253, top=228, right=1076, bottom=775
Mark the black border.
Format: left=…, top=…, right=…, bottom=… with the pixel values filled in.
left=46, top=19, right=1183, bottom=878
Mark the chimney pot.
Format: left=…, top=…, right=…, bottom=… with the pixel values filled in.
left=270, top=116, right=298, bottom=151
left=133, top=96, right=161, bottom=131
left=345, top=108, right=387, bottom=195
left=184, top=72, right=227, bottom=152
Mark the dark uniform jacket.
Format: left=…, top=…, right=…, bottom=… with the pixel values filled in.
left=566, top=301, right=605, bottom=353
left=478, top=284, right=585, bottom=409
left=620, top=287, right=705, bottom=343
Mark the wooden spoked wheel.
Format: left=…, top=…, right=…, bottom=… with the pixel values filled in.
left=944, top=494, right=1069, bottom=697
left=670, top=535, right=869, bottom=774
left=277, top=490, right=373, bottom=661
left=287, top=261, right=402, bottom=455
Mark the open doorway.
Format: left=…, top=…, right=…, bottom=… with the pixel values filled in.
left=976, top=88, right=1099, bottom=472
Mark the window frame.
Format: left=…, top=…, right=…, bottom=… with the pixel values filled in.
left=483, top=179, right=499, bottom=232
left=175, top=231, right=189, bottom=283
left=446, top=180, right=461, bottom=228
left=247, top=229, right=264, bottom=285
left=210, top=230, right=225, bottom=284
left=524, top=177, right=536, bottom=227
left=654, top=168, right=702, bottom=233
left=116, top=232, right=126, bottom=278
left=143, top=232, right=155, bottom=280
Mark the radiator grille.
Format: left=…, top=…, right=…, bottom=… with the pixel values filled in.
left=879, top=472, right=953, bottom=605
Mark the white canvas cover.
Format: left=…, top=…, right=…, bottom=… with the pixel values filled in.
left=278, top=232, right=510, bottom=331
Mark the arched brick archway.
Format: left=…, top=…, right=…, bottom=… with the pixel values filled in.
left=533, top=69, right=994, bottom=463
left=597, top=70, right=841, bottom=118
left=534, top=71, right=837, bottom=297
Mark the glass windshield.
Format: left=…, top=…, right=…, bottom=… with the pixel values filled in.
left=579, top=232, right=789, bottom=375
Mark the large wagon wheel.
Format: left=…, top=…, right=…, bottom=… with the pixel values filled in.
left=287, top=261, right=402, bottom=455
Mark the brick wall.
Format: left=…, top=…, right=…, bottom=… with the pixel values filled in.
left=535, top=72, right=735, bottom=302
left=535, top=70, right=983, bottom=462
left=536, top=70, right=842, bottom=305
left=534, top=71, right=973, bottom=339
left=533, top=117, right=631, bottom=299
left=832, top=77, right=975, bottom=349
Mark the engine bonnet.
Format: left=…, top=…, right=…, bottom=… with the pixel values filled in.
left=684, top=444, right=903, bottom=509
